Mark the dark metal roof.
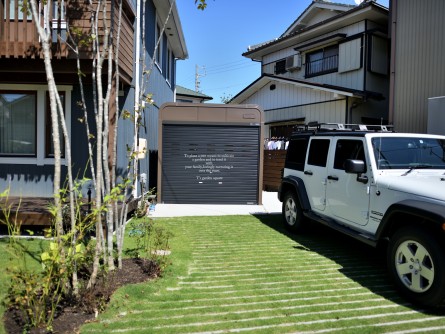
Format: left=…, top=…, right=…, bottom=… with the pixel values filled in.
left=281, top=0, right=355, bottom=38
left=243, top=1, right=388, bottom=58
left=176, top=85, right=213, bottom=101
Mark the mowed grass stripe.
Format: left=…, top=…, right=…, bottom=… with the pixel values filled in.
left=180, top=265, right=382, bottom=281
left=297, top=318, right=445, bottom=334
left=104, top=297, right=394, bottom=323
left=151, top=304, right=409, bottom=329
left=80, top=215, right=445, bottom=333
left=121, top=289, right=398, bottom=313
left=178, top=314, right=445, bottom=334
left=177, top=269, right=386, bottom=286
left=174, top=282, right=389, bottom=295
left=188, top=257, right=367, bottom=271
left=188, top=259, right=373, bottom=272
left=86, top=309, right=426, bottom=333
left=102, top=298, right=398, bottom=327
left=172, top=278, right=387, bottom=294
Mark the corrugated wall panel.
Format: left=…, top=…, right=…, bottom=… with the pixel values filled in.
left=393, top=0, right=445, bottom=133
left=242, top=83, right=347, bottom=124
left=161, top=124, right=260, bottom=204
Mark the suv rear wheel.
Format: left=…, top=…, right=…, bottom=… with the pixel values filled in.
left=282, top=191, right=305, bottom=233
left=388, top=226, right=445, bottom=307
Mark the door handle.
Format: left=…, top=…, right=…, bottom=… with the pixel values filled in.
left=327, top=175, right=339, bottom=181
left=304, top=170, right=313, bottom=175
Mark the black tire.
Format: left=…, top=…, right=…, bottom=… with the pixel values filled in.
left=282, top=191, right=305, bottom=233
left=387, top=226, right=445, bottom=307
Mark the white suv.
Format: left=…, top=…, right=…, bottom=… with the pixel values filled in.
left=279, top=123, right=445, bottom=307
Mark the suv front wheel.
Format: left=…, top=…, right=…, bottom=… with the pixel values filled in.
left=388, top=226, right=445, bottom=307
left=282, top=191, right=305, bottom=233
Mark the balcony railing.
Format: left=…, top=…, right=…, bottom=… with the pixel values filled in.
left=0, top=0, right=135, bottom=83
left=305, top=54, right=338, bottom=78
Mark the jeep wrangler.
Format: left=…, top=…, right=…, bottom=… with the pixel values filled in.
left=278, top=123, right=445, bottom=307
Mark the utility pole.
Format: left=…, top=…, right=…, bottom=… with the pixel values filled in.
left=195, top=64, right=206, bottom=92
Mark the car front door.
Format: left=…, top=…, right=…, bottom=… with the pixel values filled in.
left=325, top=138, right=370, bottom=226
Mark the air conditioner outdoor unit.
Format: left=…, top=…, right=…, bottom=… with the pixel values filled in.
left=285, top=53, right=302, bottom=71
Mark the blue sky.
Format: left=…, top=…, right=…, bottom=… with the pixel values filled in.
left=176, top=0, right=389, bottom=104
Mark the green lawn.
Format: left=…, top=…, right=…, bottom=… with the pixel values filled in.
left=78, top=215, right=445, bottom=334
left=0, top=236, right=49, bottom=334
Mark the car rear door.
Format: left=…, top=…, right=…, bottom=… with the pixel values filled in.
left=303, top=137, right=330, bottom=212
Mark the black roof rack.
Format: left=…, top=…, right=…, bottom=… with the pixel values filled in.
left=292, top=122, right=394, bottom=134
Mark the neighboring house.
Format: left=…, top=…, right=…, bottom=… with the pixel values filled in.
left=231, top=0, right=390, bottom=139
left=0, top=0, right=187, bottom=197
left=176, top=85, right=213, bottom=103
left=389, top=0, right=445, bottom=134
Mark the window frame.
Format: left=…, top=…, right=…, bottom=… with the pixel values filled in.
left=274, top=60, right=287, bottom=75
left=155, top=19, right=163, bottom=71
left=45, top=91, right=66, bottom=158
left=333, top=139, right=366, bottom=171
left=0, top=90, right=37, bottom=157
left=0, top=84, right=72, bottom=166
left=165, top=44, right=173, bottom=86
left=307, top=138, right=330, bottom=167
left=285, top=136, right=309, bottom=171
left=305, top=44, right=339, bottom=78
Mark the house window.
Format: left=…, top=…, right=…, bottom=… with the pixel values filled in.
left=155, top=21, right=163, bottom=69
left=0, top=85, right=72, bottom=165
left=305, top=45, right=339, bottom=77
left=45, top=92, right=65, bottom=158
left=166, top=45, right=172, bottom=85
left=0, top=91, right=37, bottom=156
left=274, top=60, right=287, bottom=74
left=52, top=0, right=65, bottom=21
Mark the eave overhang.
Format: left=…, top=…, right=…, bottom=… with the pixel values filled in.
left=243, top=2, right=388, bottom=61
left=153, top=0, right=188, bottom=59
left=230, top=74, right=384, bottom=104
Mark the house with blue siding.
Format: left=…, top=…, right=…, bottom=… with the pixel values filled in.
left=0, top=0, right=187, bottom=201
left=231, top=0, right=389, bottom=139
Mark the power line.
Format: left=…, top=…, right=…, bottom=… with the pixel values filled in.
left=203, top=59, right=252, bottom=71
left=205, top=62, right=258, bottom=76
left=178, top=61, right=258, bottom=88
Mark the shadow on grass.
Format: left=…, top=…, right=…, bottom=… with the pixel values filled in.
left=252, top=213, right=445, bottom=316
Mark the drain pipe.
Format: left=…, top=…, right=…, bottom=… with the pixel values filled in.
left=389, top=0, right=397, bottom=125
left=349, top=101, right=359, bottom=124
left=133, top=0, right=141, bottom=198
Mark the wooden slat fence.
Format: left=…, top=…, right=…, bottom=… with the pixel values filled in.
left=263, top=150, right=286, bottom=192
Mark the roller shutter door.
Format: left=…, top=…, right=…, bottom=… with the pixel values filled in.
left=161, top=124, right=260, bottom=204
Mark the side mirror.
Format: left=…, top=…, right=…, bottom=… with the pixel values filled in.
left=344, top=159, right=368, bottom=184
left=344, top=159, right=366, bottom=174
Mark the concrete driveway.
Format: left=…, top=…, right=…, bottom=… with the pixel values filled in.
left=151, top=191, right=282, bottom=217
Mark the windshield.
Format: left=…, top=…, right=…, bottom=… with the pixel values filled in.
left=371, top=137, right=445, bottom=170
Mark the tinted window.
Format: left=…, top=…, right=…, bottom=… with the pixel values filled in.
left=334, top=139, right=365, bottom=170
left=285, top=137, right=309, bottom=171
left=307, top=139, right=330, bottom=167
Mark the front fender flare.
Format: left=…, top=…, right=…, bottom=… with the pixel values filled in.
left=375, top=199, right=445, bottom=239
